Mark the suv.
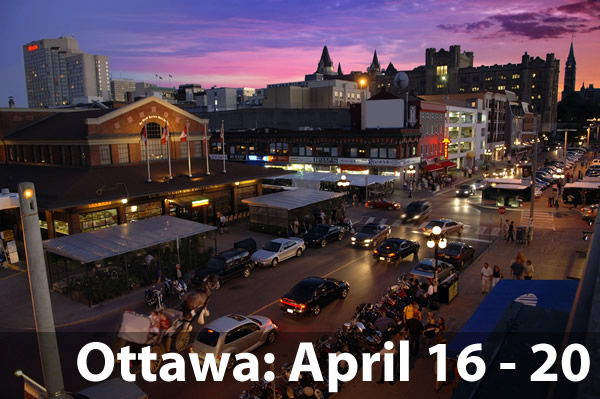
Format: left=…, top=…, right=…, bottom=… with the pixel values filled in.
left=192, top=248, right=254, bottom=289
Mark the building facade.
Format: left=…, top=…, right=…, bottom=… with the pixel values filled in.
left=23, top=36, right=111, bottom=108
left=111, top=78, right=137, bottom=102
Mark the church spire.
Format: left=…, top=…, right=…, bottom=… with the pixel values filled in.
left=368, top=50, right=380, bottom=73
left=337, top=62, right=343, bottom=76
left=316, top=45, right=335, bottom=75
left=562, top=41, right=576, bottom=97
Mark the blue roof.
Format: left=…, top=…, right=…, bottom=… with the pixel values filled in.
left=447, top=280, right=578, bottom=358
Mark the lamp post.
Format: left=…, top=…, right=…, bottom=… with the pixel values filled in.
left=427, top=226, right=447, bottom=282
left=407, top=164, right=416, bottom=198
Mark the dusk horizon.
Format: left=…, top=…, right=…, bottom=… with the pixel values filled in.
left=2, top=0, right=600, bottom=107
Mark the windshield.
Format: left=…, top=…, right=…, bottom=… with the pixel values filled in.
left=196, top=328, right=220, bottom=347
left=406, top=202, right=422, bottom=212
left=312, top=225, right=330, bottom=235
left=262, top=241, right=281, bottom=252
left=459, top=185, right=471, bottom=190
left=206, top=257, right=225, bottom=271
left=443, top=243, right=462, bottom=255
left=414, top=262, right=434, bottom=272
left=358, top=225, right=379, bottom=235
left=427, top=221, right=445, bottom=228
left=286, top=281, right=317, bottom=302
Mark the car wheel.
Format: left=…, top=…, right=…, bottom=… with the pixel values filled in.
left=338, top=232, right=344, bottom=241
left=271, top=258, right=279, bottom=268
left=243, top=267, right=251, bottom=278
left=296, top=248, right=303, bottom=257
left=266, top=330, right=277, bottom=344
left=313, top=305, right=321, bottom=316
left=321, top=240, right=327, bottom=248
left=340, top=289, right=348, bottom=299
left=214, top=280, right=222, bottom=290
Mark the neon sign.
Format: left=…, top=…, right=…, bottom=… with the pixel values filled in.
left=191, top=199, right=209, bottom=208
left=28, top=45, right=38, bottom=52
left=88, top=201, right=112, bottom=208
left=442, top=138, right=451, bottom=159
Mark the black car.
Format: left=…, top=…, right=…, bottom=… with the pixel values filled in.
left=374, top=238, right=420, bottom=263
left=436, top=242, right=475, bottom=268
left=400, top=200, right=432, bottom=223
left=455, top=184, right=475, bottom=197
left=351, top=223, right=391, bottom=248
left=280, top=277, right=349, bottom=316
left=192, top=248, right=254, bottom=289
left=303, top=224, right=345, bottom=248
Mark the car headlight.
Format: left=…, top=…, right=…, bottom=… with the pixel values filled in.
left=351, top=237, right=356, bottom=241
left=364, top=239, right=372, bottom=243
left=456, top=190, right=460, bottom=193
left=414, top=215, right=420, bottom=219
left=401, top=214, right=407, bottom=218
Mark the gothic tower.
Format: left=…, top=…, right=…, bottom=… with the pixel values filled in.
left=368, top=50, right=381, bottom=73
left=316, top=46, right=335, bottom=75
left=562, top=42, right=576, bottom=98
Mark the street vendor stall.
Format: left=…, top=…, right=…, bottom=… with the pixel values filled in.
left=43, top=216, right=216, bottom=306
left=243, top=188, right=345, bottom=236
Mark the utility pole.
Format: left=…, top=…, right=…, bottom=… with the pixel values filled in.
left=529, top=130, right=538, bottom=243
left=18, top=182, right=65, bottom=399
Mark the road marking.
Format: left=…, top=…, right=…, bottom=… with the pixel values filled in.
left=0, top=270, right=25, bottom=281
left=475, top=226, right=486, bottom=235
left=365, top=217, right=375, bottom=224
left=457, top=236, right=494, bottom=243
left=491, top=227, right=501, bottom=236
left=380, top=218, right=388, bottom=225
left=249, top=252, right=372, bottom=316
left=520, top=210, right=555, bottom=231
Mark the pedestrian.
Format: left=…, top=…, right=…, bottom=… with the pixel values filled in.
left=548, top=197, right=554, bottom=208
left=524, top=260, right=534, bottom=280
left=219, top=213, right=227, bottom=234
left=481, top=262, right=493, bottom=294
left=510, top=259, right=524, bottom=280
left=175, top=264, right=182, bottom=280
left=507, top=221, right=515, bottom=242
left=492, top=265, right=503, bottom=288
left=293, top=218, right=300, bottom=236
left=516, top=250, right=527, bottom=265
left=319, top=210, right=325, bottom=224
left=406, top=317, right=423, bottom=357
left=502, top=219, right=509, bottom=240
left=288, top=223, right=294, bottom=237
left=468, top=168, right=472, bottom=178
left=352, top=193, right=358, bottom=207
left=554, top=198, right=560, bottom=212
left=436, top=316, right=448, bottom=344
left=403, top=302, right=414, bottom=323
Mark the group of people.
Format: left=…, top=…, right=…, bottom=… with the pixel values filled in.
left=480, top=251, right=535, bottom=293
left=149, top=310, right=172, bottom=339
left=287, top=207, right=348, bottom=238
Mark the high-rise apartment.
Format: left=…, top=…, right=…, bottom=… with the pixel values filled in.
left=23, top=36, right=111, bottom=108
left=111, top=78, right=136, bottom=102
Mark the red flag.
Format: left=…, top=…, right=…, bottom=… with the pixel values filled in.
left=142, top=124, right=148, bottom=146
left=220, top=121, right=224, bottom=143
left=161, top=124, right=169, bottom=145
left=179, top=123, right=188, bottom=142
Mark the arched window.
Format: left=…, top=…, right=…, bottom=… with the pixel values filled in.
left=140, top=122, right=168, bottom=161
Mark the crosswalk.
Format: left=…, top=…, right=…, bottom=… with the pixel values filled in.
left=350, top=213, right=552, bottom=237
left=519, top=209, right=555, bottom=231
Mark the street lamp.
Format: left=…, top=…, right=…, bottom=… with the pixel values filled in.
left=427, top=226, right=447, bottom=282
left=407, top=164, right=416, bottom=198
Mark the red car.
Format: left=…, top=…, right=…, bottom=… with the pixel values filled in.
left=365, top=199, right=401, bottom=210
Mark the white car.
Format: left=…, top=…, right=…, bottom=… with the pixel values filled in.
left=422, top=218, right=464, bottom=235
left=252, top=237, right=305, bottom=267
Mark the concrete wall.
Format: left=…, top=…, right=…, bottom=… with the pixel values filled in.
left=364, top=99, right=405, bottom=129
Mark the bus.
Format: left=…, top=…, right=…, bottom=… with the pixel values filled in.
left=562, top=182, right=600, bottom=206
left=482, top=178, right=531, bottom=206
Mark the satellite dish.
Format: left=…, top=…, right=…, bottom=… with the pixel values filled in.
left=394, top=72, right=409, bottom=91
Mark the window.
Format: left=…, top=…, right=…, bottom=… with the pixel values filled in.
left=472, top=87, right=479, bottom=92
left=126, top=201, right=163, bottom=222
left=436, top=65, right=448, bottom=76
left=485, top=76, right=493, bottom=81
left=388, top=147, right=396, bottom=158
left=499, top=75, right=506, bottom=80
left=511, top=85, right=520, bottom=90
left=99, top=145, right=111, bottom=165
left=498, top=85, right=506, bottom=91
left=180, top=141, right=188, bottom=159
left=140, top=122, right=168, bottom=161
left=436, top=84, right=446, bottom=89
left=33, top=145, right=41, bottom=163
left=194, top=140, right=203, bottom=158
left=117, top=144, right=129, bottom=163
left=79, top=208, right=118, bottom=232
left=420, top=145, right=424, bottom=156
left=512, top=74, right=520, bottom=79
left=532, top=73, right=536, bottom=78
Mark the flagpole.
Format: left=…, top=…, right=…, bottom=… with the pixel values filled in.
left=221, top=120, right=227, bottom=174
left=205, top=124, right=211, bottom=176
left=186, top=121, right=192, bottom=177
left=145, top=123, right=151, bottom=183
left=167, top=123, right=173, bottom=180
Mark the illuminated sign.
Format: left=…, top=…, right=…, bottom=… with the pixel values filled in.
left=138, top=115, right=168, bottom=126
left=88, top=201, right=112, bottom=208
left=442, top=138, right=451, bottom=159
left=191, top=198, right=209, bottom=208
left=28, top=45, right=38, bottom=52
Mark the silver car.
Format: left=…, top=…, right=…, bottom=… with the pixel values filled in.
left=191, top=314, right=277, bottom=368
left=422, top=218, right=464, bottom=235
left=251, top=237, right=305, bottom=267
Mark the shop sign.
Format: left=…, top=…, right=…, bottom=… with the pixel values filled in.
left=247, top=155, right=289, bottom=162
left=228, top=154, right=247, bottom=161
left=314, top=157, right=338, bottom=164
left=338, top=158, right=368, bottom=165
left=88, top=201, right=112, bottom=208
left=288, top=156, right=315, bottom=163
left=209, top=154, right=227, bottom=160
left=191, top=198, right=209, bottom=207
left=442, top=138, right=451, bottom=159
left=138, top=115, right=168, bottom=126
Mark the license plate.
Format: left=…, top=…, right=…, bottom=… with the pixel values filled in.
left=287, top=309, right=293, bottom=314
left=379, top=257, right=385, bottom=261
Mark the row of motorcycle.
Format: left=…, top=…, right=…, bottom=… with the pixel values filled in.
left=240, top=275, right=421, bottom=399
left=144, top=278, right=188, bottom=310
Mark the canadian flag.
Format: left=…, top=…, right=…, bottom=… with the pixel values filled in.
left=161, top=123, right=169, bottom=145
left=179, top=123, right=188, bottom=142
left=220, top=120, right=224, bottom=143
left=141, top=124, right=148, bottom=146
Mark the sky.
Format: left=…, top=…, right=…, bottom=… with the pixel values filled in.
left=1, top=0, right=599, bottom=107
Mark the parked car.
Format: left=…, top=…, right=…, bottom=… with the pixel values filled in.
left=400, top=200, right=432, bottom=223
left=351, top=223, right=391, bottom=248
left=192, top=248, right=255, bottom=289
left=251, top=237, right=305, bottom=268
left=280, top=277, right=349, bottom=316
left=436, top=242, right=475, bottom=268
left=422, top=218, right=464, bottom=235
left=303, top=224, right=345, bottom=248
left=191, top=314, right=277, bottom=368
left=365, top=199, right=401, bottom=210
left=373, top=238, right=420, bottom=263
left=409, top=258, right=455, bottom=285
left=473, top=179, right=489, bottom=190
left=456, top=184, right=475, bottom=197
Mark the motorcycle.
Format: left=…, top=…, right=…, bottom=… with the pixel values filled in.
left=144, top=287, right=165, bottom=310
left=164, top=278, right=188, bottom=300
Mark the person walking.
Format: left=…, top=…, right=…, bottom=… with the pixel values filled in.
left=507, top=221, right=515, bottom=242
left=481, top=262, right=493, bottom=294
left=502, top=219, right=509, bottom=240
left=524, top=260, right=535, bottom=280
left=510, top=259, right=524, bottom=280
left=554, top=198, right=560, bottom=212
left=219, top=213, right=227, bottom=234
left=492, top=265, right=503, bottom=288
left=319, top=210, right=326, bottom=224
left=293, top=218, right=300, bottom=236
left=175, top=264, right=183, bottom=280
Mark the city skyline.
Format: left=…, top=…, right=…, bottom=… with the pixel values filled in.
left=1, top=0, right=600, bottom=107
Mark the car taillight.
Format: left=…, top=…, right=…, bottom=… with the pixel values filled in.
left=373, top=249, right=378, bottom=254
left=390, top=253, right=395, bottom=257
left=300, top=304, right=306, bottom=310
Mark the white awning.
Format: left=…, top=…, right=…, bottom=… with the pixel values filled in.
left=43, top=216, right=216, bottom=263
left=242, top=188, right=344, bottom=211
left=267, top=172, right=396, bottom=188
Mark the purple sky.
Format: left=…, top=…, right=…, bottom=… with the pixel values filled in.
left=1, top=0, right=599, bottom=107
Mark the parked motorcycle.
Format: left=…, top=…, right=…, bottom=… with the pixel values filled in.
left=144, top=287, right=165, bottom=310
left=164, top=278, right=188, bottom=300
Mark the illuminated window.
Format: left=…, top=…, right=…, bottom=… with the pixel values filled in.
left=436, top=65, right=448, bottom=76
left=512, top=74, right=520, bottom=79
left=436, top=84, right=445, bottom=89
left=532, top=84, right=536, bottom=89
left=532, top=73, right=536, bottom=78
left=512, top=85, right=520, bottom=89
left=485, top=76, right=493, bottom=81
left=472, top=87, right=479, bottom=92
